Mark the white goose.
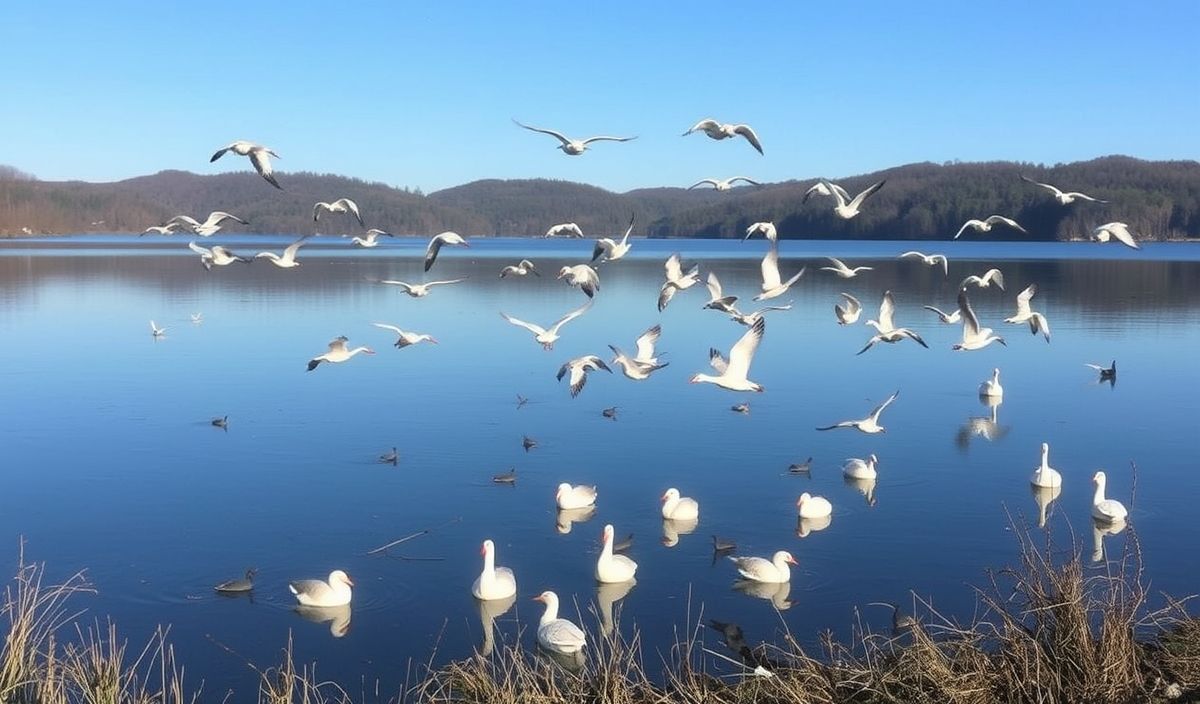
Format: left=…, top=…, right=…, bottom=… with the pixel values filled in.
left=1004, top=284, right=1051, bottom=342
left=688, top=176, right=761, bottom=191
left=371, top=323, right=437, bottom=348
left=1091, top=471, right=1128, bottom=523
left=169, top=211, right=248, bottom=236
left=377, top=277, right=466, bottom=298
left=834, top=292, right=862, bottom=325
left=556, top=355, right=612, bottom=397
left=857, top=291, right=928, bottom=355
left=899, top=250, right=949, bottom=276
left=817, top=391, right=899, bottom=434
left=556, top=483, right=597, bottom=510
left=306, top=336, right=375, bottom=371
left=843, top=454, right=879, bottom=480
left=312, top=198, right=364, bottom=226
left=609, top=345, right=668, bottom=381
left=657, top=253, right=701, bottom=311
left=1030, top=443, right=1062, bottom=488
left=545, top=222, right=584, bottom=238
left=557, top=264, right=601, bottom=298
left=743, top=221, right=777, bottom=242
left=424, top=231, right=469, bottom=272
left=500, top=300, right=593, bottom=351
left=690, top=318, right=765, bottom=392
left=140, top=223, right=180, bottom=236
left=631, top=324, right=662, bottom=365
left=661, top=488, right=699, bottom=520
left=820, top=257, right=873, bottom=279
left=189, top=241, right=251, bottom=270
left=802, top=180, right=849, bottom=203
left=288, top=570, right=354, bottom=607
left=729, top=551, right=797, bottom=583
left=500, top=259, right=539, bottom=278
left=826, top=179, right=886, bottom=219
left=472, top=539, right=517, bottom=601
left=532, top=591, right=587, bottom=653
left=796, top=492, right=833, bottom=519
left=1091, top=222, right=1140, bottom=250
left=953, top=215, right=1027, bottom=240
left=953, top=290, right=1007, bottom=351
left=350, top=229, right=394, bottom=248
left=960, top=268, right=1006, bottom=291
left=596, top=524, right=638, bottom=583
left=756, top=243, right=805, bottom=301
left=210, top=140, right=281, bottom=189
left=514, top=119, right=636, bottom=154
left=255, top=236, right=310, bottom=269
left=591, top=214, right=635, bottom=263
left=682, top=119, right=764, bottom=154
left=979, top=368, right=1003, bottom=398
left=703, top=272, right=739, bottom=314
left=1021, top=175, right=1107, bottom=205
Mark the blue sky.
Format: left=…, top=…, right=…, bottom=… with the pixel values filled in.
left=2, top=1, right=1197, bottom=193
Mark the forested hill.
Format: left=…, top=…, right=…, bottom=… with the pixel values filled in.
left=1, top=156, right=1197, bottom=240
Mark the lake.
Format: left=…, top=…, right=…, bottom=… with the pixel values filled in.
left=1, top=235, right=1198, bottom=696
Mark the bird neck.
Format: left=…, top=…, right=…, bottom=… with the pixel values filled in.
left=600, top=533, right=613, bottom=560
left=482, top=547, right=495, bottom=576
left=1093, top=478, right=1105, bottom=505
left=540, top=599, right=559, bottom=625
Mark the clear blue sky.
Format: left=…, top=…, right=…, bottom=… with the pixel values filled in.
left=3, top=1, right=1197, bottom=193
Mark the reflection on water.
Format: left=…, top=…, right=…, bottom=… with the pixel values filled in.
left=1091, top=518, right=1128, bottom=564
left=661, top=518, right=698, bottom=547
left=845, top=476, right=878, bottom=507
left=556, top=507, right=596, bottom=534
left=796, top=514, right=833, bottom=538
left=295, top=605, right=352, bottom=639
left=733, top=579, right=793, bottom=611
left=476, top=593, right=516, bottom=656
left=596, top=578, right=637, bottom=636
left=956, top=398, right=1009, bottom=450
left=1031, top=485, right=1063, bottom=529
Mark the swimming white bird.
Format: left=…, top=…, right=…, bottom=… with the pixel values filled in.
left=702, top=272, right=739, bottom=314
left=743, top=221, right=777, bottom=242
left=596, top=524, right=638, bottom=583
left=979, top=368, right=1003, bottom=398
left=531, top=591, right=586, bottom=654
left=306, top=336, right=375, bottom=371
left=899, top=250, right=949, bottom=276
left=377, top=277, right=466, bottom=298
left=953, top=290, right=1007, bottom=351
left=657, top=253, right=701, bottom=311
left=1091, top=471, right=1128, bottom=523
left=843, top=454, right=879, bottom=480
left=254, top=236, right=310, bottom=269
left=834, top=292, right=862, bottom=325
left=688, top=176, right=762, bottom=191
left=730, top=302, right=792, bottom=327
left=556, top=483, right=597, bottom=510
left=1030, top=442, right=1062, bottom=488
left=826, top=179, right=886, bottom=219
left=288, top=570, right=353, bottom=607
left=424, top=231, right=469, bottom=272
left=556, top=264, right=601, bottom=298
left=556, top=355, right=612, bottom=397
left=858, top=292, right=928, bottom=355
left=312, top=198, right=364, bottom=226
left=609, top=345, right=668, bottom=381
left=661, top=488, right=699, bottom=520
left=350, top=229, right=394, bottom=248
left=500, top=259, right=540, bottom=278
left=755, top=243, right=805, bottom=301
left=472, top=539, right=517, bottom=601
left=682, top=119, right=764, bottom=155
left=817, top=391, right=899, bottom=433
left=821, top=257, right=873, bottom=279
left=500, top=300, right=592, bottom=351
left=1091, top=222, right=1140, bottom=250
left=140, top=223, right=181, bottom=236
left=922, top=304, right=961, bottom=324
left=210, top=140, right=281, bottom=189
left=188, top=241, right=251, bottom=270
left=169, top=211, right=249, bottom=237
left=514, top=119, right=636, bottom=155
left=150, top=320, right=166, bottom=338
left=545, top=222, right=584, bottom=238
left=371, top=323, right=437, bottom=349
left=729, top=551, right=797, bottom=584
left=1004, top=284, right=1051, bottom=342
left=591, top=214, right=635, bottom=263
left=1021, top=175, right=1107, bottom=205
left=796, top=492, right=833, bottom=519
left=802, top=180, right=850, bottom=203
left=953, top=215, right=1027, bottom=240
left=960, top=268, right=1006, bottom=291
left=690, top=318, right=765, bottom=392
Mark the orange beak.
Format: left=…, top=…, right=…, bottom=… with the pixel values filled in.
left=660, top=493, right=669, bottom=502
left=531, top=594, right=544, bottom=603
left=344, top=574, right=356, bottom=586
left=786, top=556, right=798, bottom=566
left=479, top=544, right=487, bottom=557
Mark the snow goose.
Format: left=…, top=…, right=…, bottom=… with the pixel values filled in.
left=743, top=221, right=777, bottom=242
left=1091, top=471, right=1128, bottom=523
left=1020, top=175, right=1107, bottom=205
left=899, top=250, right=949, bottom=276
left=661, top=488, right=699, bottom=520
left=255, top=236, right=310, bottom=269
left=557, top=264, right=601, bottom=298
left=210, top=141, right=281, bottom=189
left=835, top=292, right=862, bottom=325
left=545, top=222, right=584, bottom=238
left=189, top=241, right=251, bottom=270
left=371, top=323, right=437, bottom=348
left=424, top=231, right=469, bottom=272
left=843, top=454, right=879, bottom=480
left=703, top=272, right=739, bottom=314
left=288, top=570, right=354, bottom=607
left=377, top=277, right=466, bottom=298
left=979, top=368, right=1003, bottom=398
left=922, top=304, right=961, bottom=324
left=150, top=320, right=166, bottom=338
left=472, top=539, right=517, bottom=601
left=1004, top=284, right=1051, bottom=342
left=556, top=354, right=612, bottom=397
left=632, top=324, right=662, bottom=365
left=215, top=568, right=256, bottom=594
left=140, top=223, right=180, bottom=236
left=827, top=179, right=886, bottom=219
left=312, top=198, right=363, bottom=226
left=857, top=291, right=928, bottom=355
left=500, top=300, right=593, bottom=350
left=515, top=119, right=636, bottom=154
left=688, top=176, right=761, bottom=191
left=953, top=215, right=1027, bottom=240
left=591, top=214, right=635, bottom=263
left=657, top=253, right=701, bottom=311
left=729, top=551, right=796, bottom=583
left=959, top=268, right=1005, bottom=291
left=170, top=211, right=248, bottom=237
left=532, top=591, right=587, bottom=653
left=821, top=257, right=873, bottom=279
left=755, top=243, right=805, bottom=301
left=556, top=483, right=597, bottom=510
left=953, top=290, right=1007, bottom=351
left=817, top=392, right=899, bottom=433
left=596, top=524, right=638, bottom=583
left=795, top=493, right=832, bottom=519
left=1030, top=443, right=1062, bottom=488
left=306, top=336, right=375, bottom=371
left=609, top=345, right=668, bottom=380
left=690, top=318, right=766, bottom=392
left=1091, top=222, right=1140, bottom=250
left=500, top=259, right=539, bottom=278
left=682, top=119, right=764, bottom=154
left=350, top=229, right=394, bottom=248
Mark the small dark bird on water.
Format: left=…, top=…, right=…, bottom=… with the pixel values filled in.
left=516, top=394, right=528, bottom=409
left=492, top=468, right=517, bottom=484
left=612, top=533, right=634, bottom=553
left=788, top=457, right=813, bottom=475
left=211, top=415, right=228, bottom=429
left=379, top=447, right=399, bottom=465
left=708, top=619, right=780, bottom=671
left=731, top=403, right=750, bottom=414
left=602, top=406, right=618, bottom=420
left=522, top=435, right=538, bottom=452
left=712, top=535, right=737, bottom=553
left=1086, top=360, right=1117, bottom=381
left=215, top=568, right=256, bottom=594
left=868, top=601, right=920, bottom=635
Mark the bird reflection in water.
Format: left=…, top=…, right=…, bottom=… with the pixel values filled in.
left=294, top=604, right=352, bottom=638
left=596, top=578, right=636, bottom=636
left=475, top=592, right=516, bottom=656
left=1091, top=516, right=1127, bottom=564
left=796, top=514, right=832, bottom=538
left=956, top=394, right=1009, bottom=450
left=1031, top=484, right=1062, bottom=529
left=661, top=517, right=699, bottom=547
left=733, top=579, right=793, bottom=611
left=844, top=475, right=878, bottom=508
left=556, top=507, right=596, bottom=534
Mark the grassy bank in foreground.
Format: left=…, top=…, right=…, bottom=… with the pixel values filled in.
left=2, top=528, right=1198, bottom=704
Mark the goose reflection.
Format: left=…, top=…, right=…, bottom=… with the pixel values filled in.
left=476, top=592, right=516, bottom=656
left=596, top=577, right=637, bottom=636
left=796, top=513, right=833, bottom=538
left=541, top=645, right=586, bottom=672
left=956, top=398, right=1009, bottom=450
left=1030, top=484, right=1062, bottom=529
left=733, top=579, right=793, bottom=610
left=844, top=475, right=877, bottom=507
left=661, top=517, right=699, bottom=547
left=556, top=506, right=596, bottom=534
left=1091, top=516, right=1127, bottom=564
left=294, top=604, right=352, bottom=638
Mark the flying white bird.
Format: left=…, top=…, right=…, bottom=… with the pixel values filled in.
left=826, top=180, right=886, bottom=219
left=514, top=119, right=636, bottom=155
left=954, top=215, right=1027, bottom=240
left=689, top=318, right=766, bottom=392
left=591, top=214, right=635, bottom=263
left=687, top=176, right=761, bottom=191
left=350, top=229, right=394, bottom=248
left=371, top=323, right=438, bottom=349
left=500, top=259, right=539, bottom=278
left=630, top=324, right=662, bottom=365
left=756, top=243, right=805, bottom=301
left=802, top=180, right=850, bottom=204
left=953, top=290, right=1007, bottom=351
left=858, top=291, right=928, bottom=355
left=1021, top=175, right=1107, bottom=205
left=657, top=253, right=701, bottom=311
left=557, top=264, right=601, bottom=298
left=545, top=222, right=584, bottom=238
left=377, top=277, right=466, bottom=298
left=150, top=320, right=166, bottom=338
left=254, top=236, right=310, bottom=269
left=424, top=231, right=469, bottom=272
left=188, top=241, right=251, bottom=270
left=1003, top=284, right=1051, bottom=342
left=820, top=257, right=873, bottom=279
left=210, top=140, right=281, bottom=189
left=313, top=198, right=364, bottom=226
left=609, top=343, right=668, bottom=381
left=834, top=292, right=862, bottom=325
left=500, top=300, right=593, bottom=351
left=960, top=268, right=1005, bottom=291
left=557, top=355, right=612, bottom=397
left=306, top=336, right=375, bottom=371
left=816, top=391, right=899, bottom=433
left=139, top=223, right=181, bottom=237
left=169, top=211, right=249, bottom=237
left=682, top=119, right=764, bottom=155
left=898, top=250, right=949, bottom=276
left=1090, top=222, right=1140, bottom=250
left=743, top=221, right=777, bottom=242
left=703, top=272, right=739, bottom=314
left=922, top=304, right=961, bottom=324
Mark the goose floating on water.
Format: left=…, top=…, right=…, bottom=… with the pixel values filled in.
left=596, top=524, right=638, bottom=583
left=1030, top=442, right=1061, bottom=488
left=288, top=570, right=353, bottom=607
left=796, top=492, right=832, bottom=519
left=661, top=488, right=699, bottom=520
left=215, top=568, right=256, bottom=594
left=556, top=483, right=597, bottom=511
left=843, top=454, right=879, bottom=480
left=729, top=551, right=797, bottom=584
left=1091, top=471, right=1128, bottom=523
left=532, top=591, right=587, bottom=653
left=979, top=368, right=1004, bottom=398
left=472, top=539, right=517, bottom=601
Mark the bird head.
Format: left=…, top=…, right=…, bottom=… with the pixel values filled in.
left=556, top=267, right=569, bottom=279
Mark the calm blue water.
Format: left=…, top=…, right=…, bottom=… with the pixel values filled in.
left=1, top=236, right=1198, bottom=695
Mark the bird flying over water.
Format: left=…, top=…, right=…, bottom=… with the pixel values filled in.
left=351, top=229, right=394, bottom=248
left=756, top=243, right=805, bottom=301
left=424, top=231, right=469, bottom=272
left=657, top=253, right=701, bottom=311
left=816, top=391, right=899, bottom=433
left=820, top=257, right=873, bottom=279
left=688, top=176, right=761, bottom=191
left=743, top=222, right=777, bottom=242
left=376, top=277, right=466, bottom=298
left=954, top=215, right=1027, bottom=240
left=690, top=318, right=766, bottom=392
left=802, top=180, right=850, bottom=204
left=960, top=268, right=1005, bottom=291
left=826, top=180, right=886, bottom=220
left=1020, top=175, right=1107, bottom=205
left=371, top=323, right=438, bottom=348
left=514, top=119, right=636, bottom=155
left=858, top=292, right=928, bottom=355
left=591, top=214, right=635, bottom=263
left=210, top=140, right=281, bottom=189
left=898, top=250, right=948, bottom=276
left=557, top=355, right=612, bottom=397
left=703, top=272, right=739, bottom=314
left=188, top=241, right=251, bottom=270
left=254, top=236, right=310, bottom=269
left=500, top=300, right=593, bottom=351
left=500, top=259, right=539, bottom=278
left=834, top=292, right=862, bottom=325
left=557, top=264, right=601, bottom=298
left=1091, top=222, right=1140, bottom=250
left=1003, top=284, right=1051, bottom=342
left=307, top=336, right=374, bottom=371
left=313, top=198, right=364, bottom=226
left=545, top=222, right=584, bottom=238
left=682, top=119, right=764, bottom=154
left=953, top=290, right=1007, bottom=351
left=169, top=211, right=248, bottom=237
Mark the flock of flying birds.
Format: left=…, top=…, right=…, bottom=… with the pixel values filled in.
left=143, top=120, right=1139, bottom=661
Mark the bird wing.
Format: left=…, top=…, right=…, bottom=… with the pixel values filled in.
left=760, top=245, right=782, bottom=289
left=249, top=149, right=281, bottom=189
left=664, top=253, right=683, bottom=282
left=1015, top=284, right=1037, bottom=317
left=501, top=313, right=547, bottom=337
left=869, top=390, right=900, bottom=421
left=188, top=241, right=212, bottom=256
left=657, top=283, right=679, bottom=312
left=549, top=300, right=594, bottom=334
left=898, top=251, right=925, bottom=260
left=688, top=179, right=719, bottom=190
left=825, top=180, right=848, bottom=208
left=1029, top=312, right=1051, bottom=341
left=210, top=145, right=233, bottom=162
left=592, top=238, right=616, bottom=262
left=825, top=257, right=849, bottom=273
left=1084, top=363, right=1106, bottom=371
left=984, top=269, right=1005, bottom=289
left=732, top=124, right=764, bottom=154
left=1101, top=223, right=1139, bottom=249
left=372, top=323, right=405, bottom=335
left=513, top=119, right=572, bottom=146
left=725, top=318, right=765, bottom=380
left=1020, top=175, right=1062, bottom=197
left=706, top=271, right=724, bottom=300
left=619, top=213, right=635, bottom=244
left=932, top=254, right=948, bottom=275
left=366, top=228, right=394, bottom=238
left=878, top=291, right=896, bottom=330
left=205, top=211, right=246, bottom=227
left=379, top=279, right=415, bottom=293
left=953, top=220, right=979, bottom=240
left=327, top=337, right=349, bottom=353
left=424, top=236, right=445, bottom=272
left=312, top=202, right=328, bottom=221
left=169, top=215, right=201, bottom=229
left=425, top=278, right=467, bottom=288
left=542, top=619, right=586, bottom=648
left=729, top=176, right=761, bottom=186
left=337, top=198, right=364, bottom=225
left=841, top=292, right=861, bottom=313
left=730, top=556, right=773, bottom=580
left=708, top=348, right=729, bottom=374
left=635, top=325, right=661, bottom=360
left=581, top=135, right=637, bottom=144
left=1065, top=191, right=1105, bottom=203
left=283, top=236, right=310, bottom=260
left=987, top=215, right=1025, bottom=233
left=567, top=364, right=589, bottom=397
left=684, top=118, right=720, bottom=135
left=849, top=180, right=886, bottom=209
left=958, top=289, right=981, bottom=338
